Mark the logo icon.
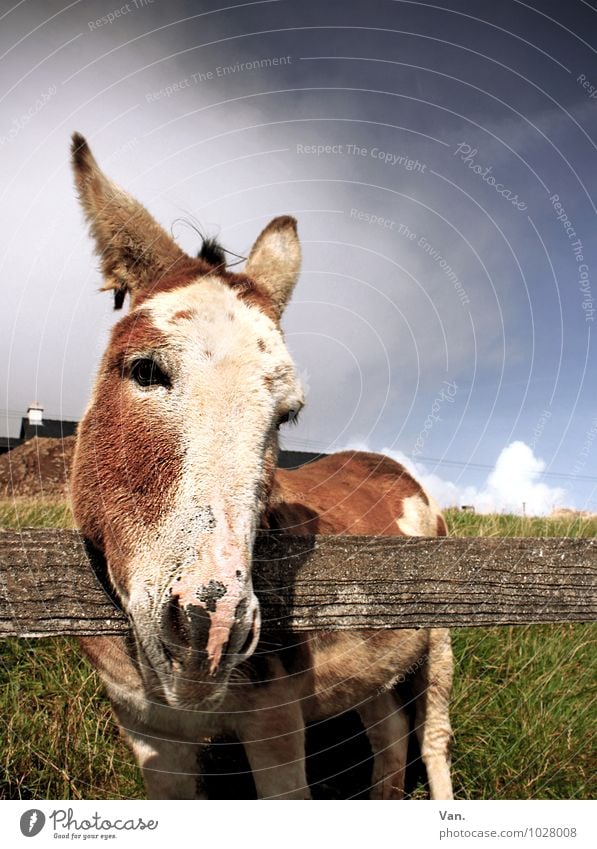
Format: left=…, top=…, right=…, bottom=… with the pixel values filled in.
left=20, top=810, right=45, bottom=837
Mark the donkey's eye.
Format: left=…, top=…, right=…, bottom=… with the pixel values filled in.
left=130, top=358, right=170, bottom=388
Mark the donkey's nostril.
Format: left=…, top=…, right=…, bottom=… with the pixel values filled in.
left=162, top=595, right=185, bottom=640
left=161, top=594, right=211, bottom=659
left=159, top=578, right=256, bottom=672
left=160, top=596, right=185, bottom=659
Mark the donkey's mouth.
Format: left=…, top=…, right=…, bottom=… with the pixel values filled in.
left=147, top=606, right=261, bottom=710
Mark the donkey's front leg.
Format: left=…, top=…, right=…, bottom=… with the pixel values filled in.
left=235, top=661, right=310, bottom=800
left=123, top=725, right=205, bottom=799
left=239, top=702, right=310, bottom=800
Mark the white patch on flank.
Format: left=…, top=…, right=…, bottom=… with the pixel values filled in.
left=396, top=493, right=437, bottom=536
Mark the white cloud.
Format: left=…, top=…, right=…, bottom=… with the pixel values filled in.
left=344, top=440, right=566, bottom=516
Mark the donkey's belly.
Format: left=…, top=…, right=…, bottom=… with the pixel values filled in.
left=301, top=628, right=430, bottom=720
left=80, top=628, right=430, bottom=744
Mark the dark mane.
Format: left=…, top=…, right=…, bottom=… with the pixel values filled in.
left=198, top=237, right=227, bottom=268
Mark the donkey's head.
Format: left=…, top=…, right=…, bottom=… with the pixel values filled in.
left=70, top=134, right=304, bottom=708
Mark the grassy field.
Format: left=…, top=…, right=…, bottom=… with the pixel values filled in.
left=0, top=498, right=595, bottom=799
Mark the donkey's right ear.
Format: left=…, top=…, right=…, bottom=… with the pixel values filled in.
left=71, top=133, right=188, bottom=309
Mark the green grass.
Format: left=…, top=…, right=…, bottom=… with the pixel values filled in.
left=0, top=637, right=143, bottom=799
left=0, top=498, right=142, bottom=799
left=0, top=497, right=75, bottom=530
left=450, top=623, right=595, bottom=799
left=0, top=498, right=595, bottom=799
left=443, top=507, right=597, bottom=539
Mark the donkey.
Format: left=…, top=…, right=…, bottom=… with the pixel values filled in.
left=70, top=133, right=453, bottom=800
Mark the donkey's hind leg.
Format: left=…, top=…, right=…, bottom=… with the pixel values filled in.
left=412, top=629, right=454, bottom=800
left=358, top=691, right=410, bottom=799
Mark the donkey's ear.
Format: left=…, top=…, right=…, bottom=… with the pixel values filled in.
left=71, top=133, right=188, bottom=309
left=244, top=216, right=301, bottom=319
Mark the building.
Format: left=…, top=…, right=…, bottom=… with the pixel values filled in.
left=0, top=404, right=79, bottom=456
left=0, top=436, right=21, bottom=456
left=0, top=403, right=323, bottom=468
left=277, top=449, right=325, bottom=469
left=18, top=403, right=78, bottom=442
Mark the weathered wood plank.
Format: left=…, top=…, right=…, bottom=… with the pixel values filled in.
left=0, top=529, right=595, bottom=636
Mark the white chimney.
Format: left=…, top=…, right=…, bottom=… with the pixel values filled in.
left=27, top=403, right=44, bottom=426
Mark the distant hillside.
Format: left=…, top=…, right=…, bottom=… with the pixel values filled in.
left=0, top=436, right=322, bottom=499
left=0, top=436, right=75, bottom=498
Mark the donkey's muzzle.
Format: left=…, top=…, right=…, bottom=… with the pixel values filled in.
left=160, top=577, right=260, bottom=675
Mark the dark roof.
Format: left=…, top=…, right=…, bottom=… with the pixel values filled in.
left=0, top=436, right=22, bottom=454
left=19, top=418, right=78, bottom=441
left=5, top=416, right=322, bottom=469
left=277, top=450, right=325, bottom=469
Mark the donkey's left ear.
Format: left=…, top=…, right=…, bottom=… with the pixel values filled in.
left=71, top=132, right=189, bottom=309
left=244, top=216, right=301, bottom=319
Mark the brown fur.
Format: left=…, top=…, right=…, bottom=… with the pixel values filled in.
left=72, top=133, right=189, bottom=308
left=105, top=309, right=169, bottom=369
left=172, top=308, right=197, bottom=322
left=72, top=310, right=184, bottom=577
left=133, top=258, right=214, bottom=306
left=77, top=450, right=453, bottom=799
left=133, top=260, right=280, bottom=323
left=264, top=451, right=431, bottom=535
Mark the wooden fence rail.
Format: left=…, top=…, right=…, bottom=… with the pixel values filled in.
left=0, top=529, right=595, bottom=637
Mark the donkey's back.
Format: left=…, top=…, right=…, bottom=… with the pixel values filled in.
left=266, top=449, right=447, bottom=537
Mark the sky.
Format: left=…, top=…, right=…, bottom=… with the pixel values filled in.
left=0, top=0, right=595, bottom=514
